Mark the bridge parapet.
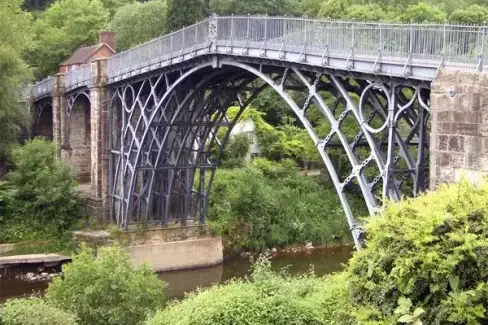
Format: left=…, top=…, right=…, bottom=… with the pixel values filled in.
left=105, top=16, right=488, bottom=83
left=32, top=77, right=53, bottom=100
left=65, top=64, right=91, bottom=92
left=107, top=19, right=211, bottom=82
left=28, top=17, right=488, bottom=94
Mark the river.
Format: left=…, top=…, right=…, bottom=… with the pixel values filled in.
left=0, top=245, right=353, bottom=303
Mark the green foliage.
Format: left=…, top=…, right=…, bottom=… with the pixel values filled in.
left=145, top=257, right=351, bottom=325
left=220, top=133, right=249, bottom=168
left=27, top=0, right=109, bottom=78
left=0, top=298, right=77, bottom=325
left=208, top=158, right=352, bottom=250
left=400, top=1, right=447, bottom=22
left=208, top=0, right=300, bottom=16
left=111, top=0, right=168, bottom=50
left=166, top=0, right=204, bottom=31
left=46, top=245, right=166, bottom=325
left=347, top=180, right=488, bottom=324
left=100, top=0, right=136, bottom=17
left=450, top=5, right=488, bottom=23
left=318, top=0, right=352, bottom=19
left=344, top=4, right=394, bottom=21
left=1, top=138, right=80, bottom=240
left=0, top=0, right=31, bottom=156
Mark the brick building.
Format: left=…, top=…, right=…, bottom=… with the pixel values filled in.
left=59, top=31, right=116, bottom=73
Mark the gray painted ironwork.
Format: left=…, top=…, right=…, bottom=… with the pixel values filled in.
left=32, top=77, right=54, bottom=100
left=31, top=15, right=488, bottom=98
left=25, top=15, right=439, bottom=247
left=65, top=64, right=92, bottom=91
left=108, top=59, right=430, bottom=248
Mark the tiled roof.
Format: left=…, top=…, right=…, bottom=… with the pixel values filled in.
left=60, top=43, right=113, bottom=66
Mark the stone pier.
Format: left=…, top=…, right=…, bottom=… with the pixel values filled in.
left=430, top=70, right=488, bottom=187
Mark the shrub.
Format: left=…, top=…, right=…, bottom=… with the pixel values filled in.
left=347, top=180, right=488, bottom=324
left=2, top=138, right=80, bottom=241
left=46, top=245, right=166, bottom=325
left=207, top=159, right=354, bottom=250
left=0, top=297, right=77, bottom=325
left=145, top=257, right=351, bottom=325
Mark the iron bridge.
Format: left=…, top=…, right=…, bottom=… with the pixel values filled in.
left=25, top=15, right=488, bottom=248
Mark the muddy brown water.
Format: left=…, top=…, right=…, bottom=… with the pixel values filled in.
left=0, top=245, right=353, bottom=304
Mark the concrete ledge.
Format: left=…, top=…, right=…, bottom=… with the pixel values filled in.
left=0, top=254, right=71, bottom=269
left=123, top=237, right=223, bottom=272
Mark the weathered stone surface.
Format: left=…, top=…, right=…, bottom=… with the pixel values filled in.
left=0, top=254, right=71, bottom=269
left=430, top=70, right=488, bottom=188
left=122, top=237, right=223, bottom=272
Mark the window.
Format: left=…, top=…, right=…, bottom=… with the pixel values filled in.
left=247, top=131, right=254, bottom=144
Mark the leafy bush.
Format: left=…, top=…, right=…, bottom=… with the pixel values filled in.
left=347, top=180, right=488, bottom=324
left=0, top=138, right=80, bottom=242
left=46, top=245, right=166, bottom=325
left=145, top=257, right=351, bottom=325
left=208, top=158, right=357, bottom=250
left=0, top=297, right=77, bottom=325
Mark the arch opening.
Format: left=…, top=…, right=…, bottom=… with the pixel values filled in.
left=66, top=92, right=91, bottom=184
left=32, top=101, right=53, bottom=141
left=109, top=60, right=430, bottom=248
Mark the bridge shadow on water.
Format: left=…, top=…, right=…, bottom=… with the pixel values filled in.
left=0, top=245, right=353, bottom=303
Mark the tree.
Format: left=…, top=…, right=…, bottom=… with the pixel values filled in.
left=22, top=0, right=54, bottom=11
left=450, top=5, right=488, bottom=23
left=399, top=1, right=447, bottom=22
left=167, top=0, right=204, bottom=31
left=111, top=0, right=168, bottom=50
left=317, top=0, right=352, bottom=19
left=208, top=0, right=300, bottom=16
left=7, top=138, right=80, bottom=234
left=47, top=245, right=166, bottom=325
left=0, top=0, right=31, bottom=156
left=27, top=0, right=109, bottom=78
left=344, top=4, right=393, bottom=21
left=100, top=0, right=136, bottom=17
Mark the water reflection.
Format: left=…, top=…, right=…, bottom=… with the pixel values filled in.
left=0, top=245, right=354, bottom=303
left=160, top=245, right=353, bottom=300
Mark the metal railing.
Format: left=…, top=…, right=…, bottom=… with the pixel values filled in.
left=215, top=16, right=487, bottom=67
left=32, top=77, right=54, bottom=99
left=65, top=64, right=92, bottom=91
left=30, top=15, right=488, bottom=98
left=108, top=19, right=210, bottom=80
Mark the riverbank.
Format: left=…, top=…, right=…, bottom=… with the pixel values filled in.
left=0, top=245, right=354, bottom=304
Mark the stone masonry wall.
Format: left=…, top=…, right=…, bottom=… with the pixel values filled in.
left=67, top=101, right=91, bottom=183
left=430, top=70, right=488, bottom=188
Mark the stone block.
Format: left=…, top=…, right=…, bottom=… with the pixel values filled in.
left=436, top=135, right=449, bottom=151
left=448, top=136, right=465, bottom=153
left=123, top=237, right=223, bottom=272
left=455, top=123, right=480, bottom=137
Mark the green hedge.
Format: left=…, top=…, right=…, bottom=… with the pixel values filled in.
left=0, top=298, right=77, bottom=325
left=46, top=245, right=166, bottom=325
left=145, top=258, right=352, bottom=325
left=208, top=158, right=361, bottom=250
left=347, top=180, right=488, bottom=324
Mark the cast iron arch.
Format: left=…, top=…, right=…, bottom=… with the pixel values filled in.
left=109, top=59, right=430, bottom=248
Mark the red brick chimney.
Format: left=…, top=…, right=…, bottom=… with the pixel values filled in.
left=99, top=31, right=116, bottom=52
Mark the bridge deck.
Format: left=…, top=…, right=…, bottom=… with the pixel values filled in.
left=24, top=16, right=487, bottom=101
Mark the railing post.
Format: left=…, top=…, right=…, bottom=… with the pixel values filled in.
left=442, top=20, right=447, bottom=62
left=410, top=20, right=414, bottom=53
left=478, top=24, right=485, bottom=72
left=209, top=13, right=218, bottom=52
left=379, top=20, right=382, bottom=52
left=351, top=19, right=355, bottom=49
